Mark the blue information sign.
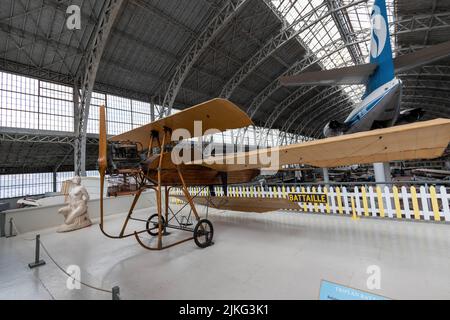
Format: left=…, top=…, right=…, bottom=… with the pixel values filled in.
left=319, top=280, right=389, bottom=300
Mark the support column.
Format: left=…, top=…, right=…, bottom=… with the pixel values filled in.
left=150, top=96, right=155, bottom=122
left=323, top=168, right=330, bottom=184
left=73, top=83, right=83, bottom=175
left=373, top=162, right=391, bottom=184
left=295, top=170, right=302, bottom=183
left=74, top=0, right=124, bottom=176
left=384, top=163, right=392, bottom=183
left=53, top=170, right=57, bottom=193
left=374, top=162, right=392, bottom=210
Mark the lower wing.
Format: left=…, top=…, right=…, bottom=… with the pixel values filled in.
left=173, top=195, right=298, bottom=213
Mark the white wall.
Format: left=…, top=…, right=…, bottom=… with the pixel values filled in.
left=4, top=190, right=156, bottom=235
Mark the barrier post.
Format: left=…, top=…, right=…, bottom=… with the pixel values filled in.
left=112, top=286, right=120, bottom=300
left=28, top=234, right=46, bottom=269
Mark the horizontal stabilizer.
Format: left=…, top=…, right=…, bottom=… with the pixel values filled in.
left=394, top=40, right=450, bottom=73
left=279, top=64, right=378, bottom=87
left=395, top=108, right=425, bottom=126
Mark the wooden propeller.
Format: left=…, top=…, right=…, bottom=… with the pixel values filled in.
left=98, top=105, right=107, bottom=228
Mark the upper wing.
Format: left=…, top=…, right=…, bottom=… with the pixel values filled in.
left=279, top=64, right=378, bottom=86
left=111, top=98, right=253, bottom=148
left=193, top=119, right=450, bottom=171
left=394, top=40, right=450, bottom=73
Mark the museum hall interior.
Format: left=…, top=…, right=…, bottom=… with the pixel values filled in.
left=0, top=0, right=450, bottom=302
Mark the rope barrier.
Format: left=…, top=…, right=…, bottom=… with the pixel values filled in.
left=26, top=234, right=119, bottom=298
left=38, top=240, right=112, bottom=294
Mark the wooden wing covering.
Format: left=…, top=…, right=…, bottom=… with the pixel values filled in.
left=111, top=98, right=253, bottom=147
left=193, top=119, right=450, bottom=171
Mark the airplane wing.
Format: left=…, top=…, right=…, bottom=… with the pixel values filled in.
left=111, top=98, right=253, bottom=148
left=279, top=40, right=450, bottom=87
left=192, top=119, right=450, bottom=171
left=279, top=63, right=378, bottom=86
left=394, top=40, right=450, bottom=73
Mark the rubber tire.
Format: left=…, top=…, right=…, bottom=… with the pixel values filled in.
left=146, top=214, right=166, bottom=236
left=193, top=219, right=214, bottom=248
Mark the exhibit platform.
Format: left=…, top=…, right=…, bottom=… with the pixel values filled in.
left=1, top=204, right=449, bottom=300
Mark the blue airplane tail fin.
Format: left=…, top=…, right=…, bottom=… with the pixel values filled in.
left=365, top=0, right=395, bottom=96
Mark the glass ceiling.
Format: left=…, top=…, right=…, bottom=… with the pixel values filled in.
left=271, top=0, right=396, bottom=103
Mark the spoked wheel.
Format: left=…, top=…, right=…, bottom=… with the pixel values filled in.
left=193, top=219, right=214, bottom=248
left=146, top=214, right=166, bottom=236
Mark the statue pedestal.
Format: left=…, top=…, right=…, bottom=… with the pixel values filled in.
left=57, top=213, right=92, bottom=233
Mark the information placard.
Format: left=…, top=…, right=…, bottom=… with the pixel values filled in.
left=319, top=280, right=389, bottom=300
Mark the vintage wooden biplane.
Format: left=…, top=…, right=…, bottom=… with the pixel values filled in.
left=98, top=98, right=450, bottom=251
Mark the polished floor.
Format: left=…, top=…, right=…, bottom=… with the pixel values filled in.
left=1, top=206, right=449, bottom=300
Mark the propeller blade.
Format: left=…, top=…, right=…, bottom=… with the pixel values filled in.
left=98, top=105, right=107, bottom=228
left=98, top=105, right=107, bottom=174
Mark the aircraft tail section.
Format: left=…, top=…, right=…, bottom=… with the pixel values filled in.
left=279, top=0, right=450, bottom=96
left=365, top=0, right=394, bottom=96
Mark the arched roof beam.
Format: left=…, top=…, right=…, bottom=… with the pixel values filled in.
left=74, top=0, right=124, bottom=176
left=398, top=65, right=450, bottom=78
left=267, top=52, right=450, bottom=144
left=402, top=88, right=450, bottom=100
left=401, top=79, right=450, bottom=90
left=135, top=1, right=278, bottom=88
left=325, top=0, right=365, bottom=64
left=248, top=12, right=450, bottom=130
left=278, top=86, right=350, bottom=142
left=220, top=0, right=368, bottom=99
left=248, top=34, right=368, bottom=120
left=256, top=38, right=371, bottom=145
left=256, top=85, right=318, bottom=145
left=402, top=95, right=450, bottom=106
left=308, top=105, right=356, bottom=139
left=296, top=89, right=364, bottom=139
left=161, top=0, right=250, bottom=116
left=286, top=100, right=353, bottom=143
left=401, top=102, right=450, bottom=117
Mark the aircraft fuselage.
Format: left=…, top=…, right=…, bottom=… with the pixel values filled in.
left=323, top=78, right=403, bottom=137
left=345, top=77, right=403, bottom=133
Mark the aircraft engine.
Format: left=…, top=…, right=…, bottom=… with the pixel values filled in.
left=107, top=141, right=143, bottom=174
left=323, top=120, right=346, bottom=138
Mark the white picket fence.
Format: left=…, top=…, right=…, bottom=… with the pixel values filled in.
left=171, top=184, right=450, bottom=223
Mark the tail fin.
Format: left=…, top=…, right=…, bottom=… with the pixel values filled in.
left=365, top=0, right=395, bottom=96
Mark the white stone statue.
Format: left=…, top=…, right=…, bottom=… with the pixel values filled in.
left=57, top=176, right=92, bottom=232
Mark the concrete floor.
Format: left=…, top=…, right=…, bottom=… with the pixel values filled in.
left=1, top=205, right=449, bottom=300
